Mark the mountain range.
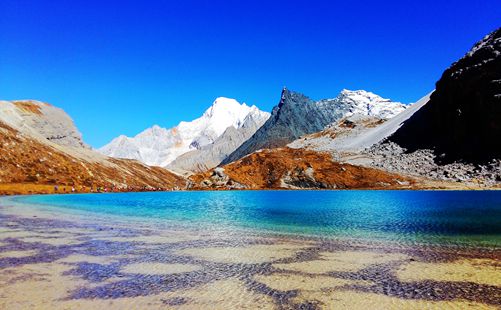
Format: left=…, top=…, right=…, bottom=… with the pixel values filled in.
left=222, top=89, right=407, bottom=165
left=98, top=98, right=269, bottom=170
left=1, top=26, right=500, bottom=193
left=100, top=89, right=406, bottom=172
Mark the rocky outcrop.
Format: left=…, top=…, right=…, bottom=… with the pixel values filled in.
left=190, top=148, right=414, bottom=190
left=194, top=167, right=246, bottom=189
left=167, top=111, right=269, bottom=173
left=223, top=88, right=406, bottom=165
left=389, top=27, right=501, bottom=163
left=0, top=100, right=89, bottom=148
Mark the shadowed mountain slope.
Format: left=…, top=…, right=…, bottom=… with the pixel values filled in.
left=389, top=27, right=501, bottom=163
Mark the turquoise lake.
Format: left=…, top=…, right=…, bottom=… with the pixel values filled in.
left=10, top=190, right=501, bottom=247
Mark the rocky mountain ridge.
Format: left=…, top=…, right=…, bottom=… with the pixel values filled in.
left=99, top=97, right=269, bottom=167
left=167, top=110, right=269, bottom=173
left=222, top=88, right=406, bottom=164
left=286, top=27, right=501, bottom=187
left=288, top=92, right=431, bottom=155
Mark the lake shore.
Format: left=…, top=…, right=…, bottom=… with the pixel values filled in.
left=0, top=197, right=500, bottom=309
left=1, top=180, right=500, bottom=196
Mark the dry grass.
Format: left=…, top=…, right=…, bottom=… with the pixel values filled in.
left=12, top=100, right=43, bottom=115
left=0, top=121, right=185, bottom=195
left=190, top=147, right=416, bottom=190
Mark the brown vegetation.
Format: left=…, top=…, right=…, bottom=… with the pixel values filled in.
left=190, top=147, right=416, bottom=190
left=0, top=122, right=185, bottom=195
left=12, top=100, right=43, bottom=115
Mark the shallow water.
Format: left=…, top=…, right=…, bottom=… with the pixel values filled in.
left=1, top=191, right=500, bottom=309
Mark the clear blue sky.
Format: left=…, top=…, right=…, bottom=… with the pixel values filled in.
left=1, top=1, right=500, bottom=147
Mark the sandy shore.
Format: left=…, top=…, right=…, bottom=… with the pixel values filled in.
left=0, top=199, right=500, bottom=309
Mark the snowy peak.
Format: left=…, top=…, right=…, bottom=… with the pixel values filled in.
left=333, top=89, right=407, bottom=119
left=99, top=97, right=270, bottom=167
left=339, top=89, right=388, bottom=102
left=193, top=97, right=259, bottom=136
left=203, top=97, right=248, bottom=118
left=275, top=88, right=405, bottom=119
left=100, top=135, right=140, bottom=160
left=136, top=125, right=170, bottom=139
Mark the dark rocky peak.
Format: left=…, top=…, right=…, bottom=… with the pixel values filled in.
left=223, top=86, right=406, bottom=165
left=271, top=88, right=315, bottom=119
left=389, top=27, right=501, bottom=163
left=278, top=88, right=314, bottom=108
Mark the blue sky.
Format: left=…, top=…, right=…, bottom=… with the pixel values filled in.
left=1, top=1, right=500, bottom=147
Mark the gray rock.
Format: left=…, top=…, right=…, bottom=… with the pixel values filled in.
left=167, top=111, right=269, bottom=173
left=0, top=100, right=89, bottom=149
left=223, top=88, right=406, bottom=165
left=363, top=141, right=501, bottom=185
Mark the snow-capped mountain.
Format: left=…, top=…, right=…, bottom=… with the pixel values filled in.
left=334, top=89, right=407, bottom=119
left=222, top=88, right=407, bottom=164
left=99, top=97, right=270, bottom=167
left=167, top=109, right=270, bottom=173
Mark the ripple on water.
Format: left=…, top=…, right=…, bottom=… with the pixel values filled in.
left=121, top=263, right=202, bottom=275
left=397, top=258, right=501, bottom=287
left=94, top=234, right=201, bottom=244
left=21, top=236, right=83, bottom=246
left=56, top=254, right=120, bottom=265
left=176, top=243, right=309, bottom=264
left=0, top=249, right=38, bottom=259
left=292, top=290, right=498, bottom=310
left=253, top=273, right=373, bottom=291
left=274, top=251, right=409, bottom=274
left=0, top=229, right=37, bottom=239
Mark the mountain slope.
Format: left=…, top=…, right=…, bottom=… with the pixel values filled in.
left=321, top=28, right=501, bottom=186
left=190, top=148, right=415, bottom=190
left=222, top=88, right=406, bottom=164
left=0, top=101, right=185, bottom=194
left=389, top=27, right=501, bottom=163
left=167, top=110, right=269, bottom=173
left=289, top=92, right=431, bottom=155
left=99, top=97, right=269, bottom=167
